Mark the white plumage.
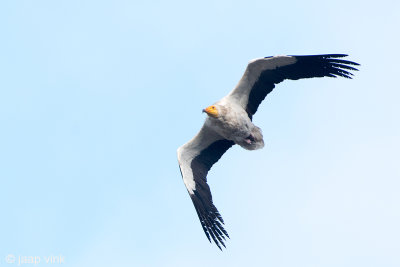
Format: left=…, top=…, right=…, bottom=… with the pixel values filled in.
left=177, top=54, right=359, bottom=249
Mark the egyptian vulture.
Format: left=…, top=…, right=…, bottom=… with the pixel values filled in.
left=177, top=54, right=359, bottom=249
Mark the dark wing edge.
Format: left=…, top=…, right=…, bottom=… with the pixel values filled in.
left=188, top=139, right=234, bottom=250
left=246, top=54, right=360, bottom=118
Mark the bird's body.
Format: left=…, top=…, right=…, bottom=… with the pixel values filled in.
left=177, top=54, right=359, bottom=249
left=205, top=99, right=264, bottom=150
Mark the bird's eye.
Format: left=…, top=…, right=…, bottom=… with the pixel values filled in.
left=212, top=106, right=215, bottom=109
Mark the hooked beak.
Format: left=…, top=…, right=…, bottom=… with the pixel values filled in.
left=202, top=105, right=219, bottom=118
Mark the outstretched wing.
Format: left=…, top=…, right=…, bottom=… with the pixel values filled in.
left=227, top=54, right=359, bottom=119
left=177, top=123, right=235, bottom=250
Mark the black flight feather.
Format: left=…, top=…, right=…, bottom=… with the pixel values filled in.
left=246, top=54, right=359, bottom=118
left=189, top=139, right=234, bottom=249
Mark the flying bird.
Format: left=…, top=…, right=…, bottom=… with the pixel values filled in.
left=177, top=54, right=359, bottom=249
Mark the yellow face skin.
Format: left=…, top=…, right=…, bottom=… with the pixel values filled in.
left=203, top=105, right=219, bottom=118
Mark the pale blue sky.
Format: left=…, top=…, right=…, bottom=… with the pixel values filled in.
left=0, top=0, right=399, bottom=266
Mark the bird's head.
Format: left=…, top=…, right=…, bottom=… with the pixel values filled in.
left=202, top=105, right=219, bottom=118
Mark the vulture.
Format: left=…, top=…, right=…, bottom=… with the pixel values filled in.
left=177, top=54, right=359, bottom=249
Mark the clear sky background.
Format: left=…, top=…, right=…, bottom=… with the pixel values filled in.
left=0, top=0, right=399, bottom=266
